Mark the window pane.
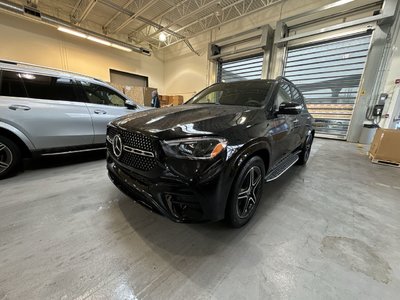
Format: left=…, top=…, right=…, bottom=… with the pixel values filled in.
left=21, top=74, right=77, bottom=101
left=81, top=82, right=126, bottom=107
left=291, top=86, right=304, bottom=104
left=275, top=83, right=292, bottom=109
left=0, top=71, right=27, bottom=97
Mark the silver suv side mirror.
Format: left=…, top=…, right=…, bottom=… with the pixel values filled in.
left=125, top=100, right=137, bottom=110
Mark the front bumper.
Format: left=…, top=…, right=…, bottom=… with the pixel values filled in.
left=107, top=155, right=230, bottom=223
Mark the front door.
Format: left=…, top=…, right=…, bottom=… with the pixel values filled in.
left=268, top=82, right=296, bottom=166
left=78, top=81, right=140, bottom=144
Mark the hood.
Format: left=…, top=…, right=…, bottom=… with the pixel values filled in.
left=112, top=104, right=262, bottom=140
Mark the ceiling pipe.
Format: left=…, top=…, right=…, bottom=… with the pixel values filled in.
left=0, top=0, right=151, bottom=55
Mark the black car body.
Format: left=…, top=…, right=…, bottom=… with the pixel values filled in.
left=107, top=77, right=314, bottom=227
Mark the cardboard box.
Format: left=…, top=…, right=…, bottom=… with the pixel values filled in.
left=109, top=83, right=157, bottom=107
left=170, top=95, right=184, bottom=106
left=369, top=128, right=400, bottom=163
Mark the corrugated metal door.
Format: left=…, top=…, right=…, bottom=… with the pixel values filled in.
left=218, top=55, right=263, bottom=83
left=283, top=34, right=371, bottom=140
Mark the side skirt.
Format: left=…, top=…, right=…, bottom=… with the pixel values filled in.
left=265, top=151, right=300, bottom=182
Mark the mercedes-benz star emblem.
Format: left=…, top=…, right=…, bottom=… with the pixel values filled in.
left=113, top=135, right=123, bottom=158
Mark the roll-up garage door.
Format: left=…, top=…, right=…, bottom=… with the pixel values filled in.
left=283, top=34, right=371, bottom=140
left=218, top=55, right=263, bottom=83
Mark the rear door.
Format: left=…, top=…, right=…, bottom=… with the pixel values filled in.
left=0, top=70, right=93, bottom=149
left=77, top=81, right=140, bottom=144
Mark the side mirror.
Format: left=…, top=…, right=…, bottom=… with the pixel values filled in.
left=278, top=102, right=302, bottom=115
left=125, top=100, right=137, bottom=110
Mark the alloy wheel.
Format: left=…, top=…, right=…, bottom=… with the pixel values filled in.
left=236, top=166, right=262, bottom=219
left=0, top=142, right=13, bottom=175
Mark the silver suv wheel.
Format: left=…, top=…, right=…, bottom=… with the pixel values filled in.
left=0, top=142, right=13, bottom=175
left=0, top=136, right=21, bottom=179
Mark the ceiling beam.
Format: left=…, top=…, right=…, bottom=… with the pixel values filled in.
left=98, top=0, right=186, bottom=40
left=71, top=0, right=97, bottom=25
left=102, top=0, right=134, bottom=30
left=129, top=0, right=189, bottom=37
left=158, top=0, right=282, bottom=49
left=139, top=0, right=220, bottom=42
left=109, top=0, right=158, bottom=34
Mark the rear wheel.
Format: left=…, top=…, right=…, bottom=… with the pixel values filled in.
left=226, top=156, right=265, bottom=228
left=297, top=133, right=313, bottom=165
left=0, top=136, right=21, bottom=179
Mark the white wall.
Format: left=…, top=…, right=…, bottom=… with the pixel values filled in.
left=0, top=12, right=165, bottom=93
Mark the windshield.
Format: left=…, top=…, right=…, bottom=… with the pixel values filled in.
left=187, top=81, right=273, bottom=107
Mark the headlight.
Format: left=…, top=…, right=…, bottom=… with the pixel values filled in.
left=162, top=137, right=227, bottom=159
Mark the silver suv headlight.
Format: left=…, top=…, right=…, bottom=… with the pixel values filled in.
left=162, top=137, right=227, bottom=159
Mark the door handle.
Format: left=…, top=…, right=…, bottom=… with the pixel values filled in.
left=94, top=109, right=107, bottom=115
left=9, top=105, right=31, bottom=111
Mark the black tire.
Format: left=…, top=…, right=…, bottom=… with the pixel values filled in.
left=0, top=136, right=21, bottom=179
left=297, top=133, right=314, bottom=165
left=226, top=156, right=265, bottom=228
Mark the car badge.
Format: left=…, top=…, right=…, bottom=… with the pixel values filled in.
left=113, top=135, right=123, bottom=158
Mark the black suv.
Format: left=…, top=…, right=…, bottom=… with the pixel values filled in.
left=107, top=77, right=314, bottom=227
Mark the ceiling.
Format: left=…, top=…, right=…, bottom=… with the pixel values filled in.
left=3, top=0, right=282, bottom=53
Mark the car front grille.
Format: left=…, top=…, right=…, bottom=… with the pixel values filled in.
left=107, top=126, right=157, bottom=171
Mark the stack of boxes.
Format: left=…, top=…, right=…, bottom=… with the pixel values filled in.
left=109, top=83, right=156, bottom=107
left=109, top=82, right=185, bottom=107
left=159, top=95, right=184, bottom=107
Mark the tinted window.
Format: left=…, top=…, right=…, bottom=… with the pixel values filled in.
left=291, top=85, right=304, bottom=105
left=187, top=81, right=272, bottom=107
left=0, top=71, right=28, bottom=97
left=80, top=82, right=126, bottom=106
left=275, top=82, right=292, bottom=109
left=21, top=74, right=77, bottom=101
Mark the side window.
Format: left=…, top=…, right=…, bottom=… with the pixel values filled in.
left=80, top=82, right=126, bottom=107
left=0, top=71, right=28, bottom=97
left=21, top=74, right=77, bottom=101
left=275, top=82, right=292, bottom=110
left=291, top=85, right=304, bottom=105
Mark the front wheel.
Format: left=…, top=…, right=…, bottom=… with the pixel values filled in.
left=226, top=156, right=265, bottom=228
left=0, top=136, right=21, bottom=179
left=297, top=133, right=313, bottom=165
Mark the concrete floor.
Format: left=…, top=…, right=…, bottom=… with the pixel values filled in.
left=0, top=139, right=399, bottom=300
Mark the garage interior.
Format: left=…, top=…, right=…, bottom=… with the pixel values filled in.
left=1, top=0, right=400, bottom=299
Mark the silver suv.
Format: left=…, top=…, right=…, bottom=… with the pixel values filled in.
left=0, top=60, right=145, bottom=178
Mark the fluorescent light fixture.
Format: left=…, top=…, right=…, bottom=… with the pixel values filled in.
left=111, top=43, right=132, bottom=52
left=18, top=73, right=36, bottom=80
left=57, top=26, right=133, bottom=52
left=159, top=32, right=167, bottom=42
left=326, top=0, right=354, bottom=9
left=87, top=36, right=111, bottom=46
left=58, top=26, right=87, bottom=38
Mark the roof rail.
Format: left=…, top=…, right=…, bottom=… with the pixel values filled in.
left=0, top=59, right=104, bottom=82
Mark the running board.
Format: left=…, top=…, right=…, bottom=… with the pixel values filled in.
left=265, top=152, right=299, bottom=182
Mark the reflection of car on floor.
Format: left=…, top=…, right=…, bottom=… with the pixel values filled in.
left=0, top=60, right=145, bottom=178
left=107, top=77, right=315, bottom=227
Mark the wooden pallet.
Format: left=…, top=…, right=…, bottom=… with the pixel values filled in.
left=369, top=154, right=400, bottom=168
